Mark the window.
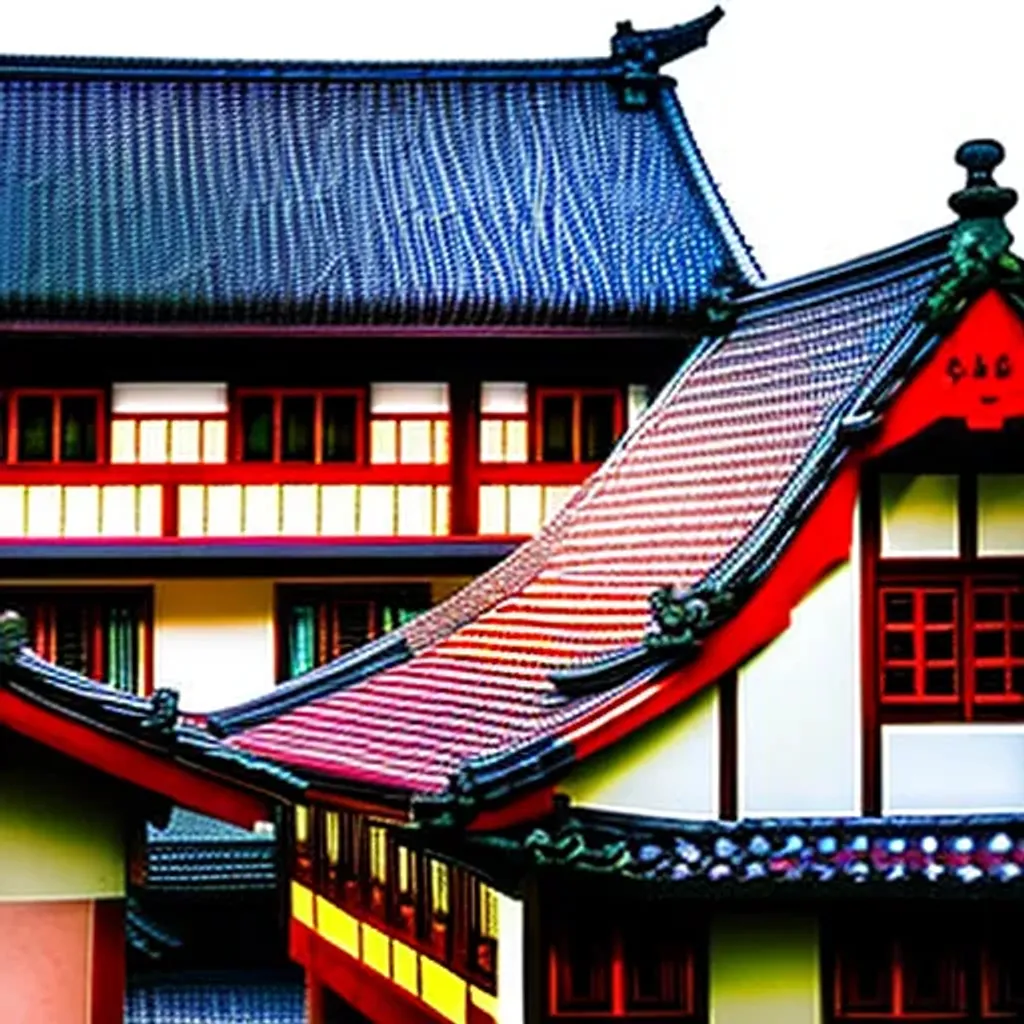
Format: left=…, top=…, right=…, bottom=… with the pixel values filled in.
left=110, top=383, right=228, bottom=464
left=369, top=383, right=449, bottom=465
left=548, top=914, right=699, bottom=1020
left=3, top=391, right=102, bottom=464
left=293, top=806, right=313, bottom=886
left=367, top=825, right=388, bottom=917
left=536, top=389, right=622, bottom=464
left=236, top=390, right=362, bottom=464
left=426, top=857, right=452, bottom=960
left=468, top=880, right=499, bottom=982
left=392, top=842, right=419, bottom=936
left=276, top=584, right=431, bottom=680
left=479, top=382, right=529, bottom=464
left=2, top=588, right=150, bottom=693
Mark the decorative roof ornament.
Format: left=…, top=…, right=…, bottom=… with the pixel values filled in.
left=611, top=7, right=724, bottom=109
left=0, top=610, right=27, bottom=667
left=140, top=687, right=182, bottom=738
left=921, top=140, right=1024, bottom=329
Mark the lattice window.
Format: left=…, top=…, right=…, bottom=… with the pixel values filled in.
left=3, top=391, right=103, bottom=464
left=236, top=390, right=361, bottom=464
left=368, top=383, right=449, bottom=465
left=537, top=389, right=622, bottom=464
left=879, top=587, right=959, bottom=702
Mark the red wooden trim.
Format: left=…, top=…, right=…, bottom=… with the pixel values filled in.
left=468, top=785, right=555, bottom=832
left=475, top=463, right=593, bottom=486
left=0, top=688, right=273, bottom=828
left=449, top=380, right=480, bottom=536
left=717, top=672, right=738, bottom=821
left=860, top=471, right=881, bottom=816
left=90, top=897, right=125, bottom=1024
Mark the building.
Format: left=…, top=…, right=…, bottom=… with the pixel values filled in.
left=0, top=4, right=757, bottom=989
left=214, top=140, right=1024, bottom=1024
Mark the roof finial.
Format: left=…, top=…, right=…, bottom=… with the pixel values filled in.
left=949, top=139, right=1017, bottom=220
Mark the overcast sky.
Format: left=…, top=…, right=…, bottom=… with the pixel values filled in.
left=5, top=0, right=1023, bottom=281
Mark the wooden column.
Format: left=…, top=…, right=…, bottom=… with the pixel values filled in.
left=522, top=873, right=546, bottom=1024
left=90, top=898, right=126, bottom=1024
left=448, top=378, right=479, bottom=537
left=305, top=970, right=325, bottom=1024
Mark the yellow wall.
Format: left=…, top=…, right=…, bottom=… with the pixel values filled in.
left=558, top=687, right=718, bottom=819
left=738, top=558, right=861, bottom=818
left=0, top=743, right=125, bottom=901
left=709, top=913, right=821, bottom=1024
left=154, top=578, right=276, bottom=712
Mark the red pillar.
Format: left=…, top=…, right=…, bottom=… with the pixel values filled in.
left=449, top=379, right=479, bottom=537
left=91, top=898, right=126, bottom=1024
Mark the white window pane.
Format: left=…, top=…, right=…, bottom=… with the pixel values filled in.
left=880, top=474, right=959, bottom=558
left=978, top=474, right=1024, bottom=556
left=434, top=486, right=450, bottom=536
left=543, top=485, right=578, bottom=524
left=505, top=420, right=528, bottom=463
left=0, top=487, right=26, bottom=537
left=432, top=420, right=450, bottom=465
left=202, top=420, right=228, bottom=464
left=359, top=485, right=396, bottom=535
left=399, top=420, right=432, bottom=464
left=137, top=486, right=163, bottom=537
left=321, top=485, right=357, bottom=536
left=282, top=485, right=320, bottom=536
left=508, top=485, right=543, bottom=536
left=369, top=383, right=449, bottom=414
left=138, top=420, right=168, bottom=464
left=170, top=420, right=201, bottom=464
left=370, top=420, right=398, bottom=464
left=100, top=486, right=138, bottom=537
left=243, top=485, right=281, bottom=536
left=110, top=420, right=137, bottom=463
left=628, top=384, right=651, bottom=427
left=26, top=486, right=62, bottom=538
left=478, top=486, right=507, bottom=535
left=397, top=485, right=434, bottom=535
left=481, top=381, right=528, bottom=415
left=177, top=485, right=206, bottom=537
left=112, top=382, right=228, bottom=415
left=63, top=486, right=100, bottom=537
left=480, top=420, right=506, bottom=463
left=207, top=485, right=243, bottom=536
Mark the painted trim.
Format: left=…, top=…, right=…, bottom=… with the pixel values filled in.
left=0, top=688, right=273, bottom=828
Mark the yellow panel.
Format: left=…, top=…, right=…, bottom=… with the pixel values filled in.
left=202, top=420, right=228, bottom=464
left=479, top=420, right=506, bottom=463
left=169, top=420, right=201, bottom=463
left=392, top=940, right=419, bottom=995
left=290, top=882, right=315, bottom=929
left=177, top=485, right=206, bottom=537
left=100, top=486, right=138, bottom=537
left=508, top=485, right=542, bottom=536
left=399, top=420, right=433, bottom=464
left=138, top=419, right=169, bottom=464
left=478, top=485, right=508, bottom=535
left=433, top=419, right=450, bottom=465
left=978, top=474, right=1024, bottom=556
left=62, top=486, right=100, bottom=538
left=0, top=486, right=26, bottom=537
left=419, top=956, right=467, bottom=1024
left=370, top=419, right=397, bottom=464
left=243, top=485, right=281, bottom=536
left=316, top=897, right=360, bottom=959
left=281, top=485, right=319, bottom=536
left=434, top=486, right=450, bottom=536
left=880, top=473, right=958, bottom=558
left=505, top=420, right=528, bottom=463
left=320, top=485, right=357, bottom=536
left=359, top=485, right=396, bottom=536
left=542, top=485, right=577, bottom=524
left=138, top=486, right=163, bottom=537
left=470, top=986, right=499, bottom=1019
left=360, top=922, right=391, bottom=977
left=110, top=420, right=137, bottom=463
left=206, top=485, right=243, bottom=536
left=26, top=486, right=62, bottom=538
left=397, top=485, right=434, bottom=535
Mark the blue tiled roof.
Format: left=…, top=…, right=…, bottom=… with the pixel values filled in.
left=0, top=14, right=759, bottom=328
left=126, top=970, right=305, bottom=1024
left=146, top=808, right=278, bottom=892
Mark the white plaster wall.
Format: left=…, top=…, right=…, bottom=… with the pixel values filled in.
left=883, top=724, right=1024, bottom=814
left=558, top=687, right=718, bottom=819
left=738, top=558, right=861, bottom=818
left=154, top=579, right=276, bottom=712
left=496, top=892, right=524, bottom=1024
left=709, top=913, right=821, bottom=1024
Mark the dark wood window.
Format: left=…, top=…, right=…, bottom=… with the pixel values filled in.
left=235, top=390, right=362, bottom=464
left=293, top=806, right=313, bottom=887
left=536, top=389, right=623, bottom=464
left=548, top=913, right=700, bottom=1020
left=4, top=391, right=102, bottom=464
left=276, top=583, right=430, bottom=680
left=1, top=588, right=151, bottom=693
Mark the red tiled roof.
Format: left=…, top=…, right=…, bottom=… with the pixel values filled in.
left=228, top=229, right=951, bottom=794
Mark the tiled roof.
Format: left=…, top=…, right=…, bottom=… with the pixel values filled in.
left=126, top=970, right=305, bottom=1024
left=505, top=807, right=1024, bottom=892
left=221, top=225, right=952, bottom=796
left=145, top=808, right=278, bottom=893
left=0, top=12, right=758, bottom=328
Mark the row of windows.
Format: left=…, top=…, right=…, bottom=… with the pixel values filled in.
left=0, top=386, right=634, bottom=467
left=294, top=806, right=498, bottom=992
left=0, top=584, right=430, bottom=694
left=547, top=916, right=1021, bottom=1022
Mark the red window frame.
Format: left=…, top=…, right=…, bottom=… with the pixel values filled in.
left=547, top=912, right=701, bottom=1021
left=534, top=388, right=624, bottom=465
left=231, top=388, right=366, bottom=465
left=2, top=388, right=106, bottom=465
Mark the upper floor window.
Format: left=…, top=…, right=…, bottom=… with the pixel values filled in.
left=237, top=390, right=362, bottom=464
left=369, top=383, right=449, bottom=465
left=538, top=389, right=622, bottom=464
left=111, top=382, right=228, bottom=464
left=0, top=587, right=150, bottom=693
left=1, top=391, right=102, bottom=464
left=276, top=583, right=431, bottom=680
left=869, top=466, right=1024, bottom=719
left=548, top=910, right=701, bottom=1020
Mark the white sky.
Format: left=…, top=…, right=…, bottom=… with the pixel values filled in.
left=4, top=0, right=1023, bottom=282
